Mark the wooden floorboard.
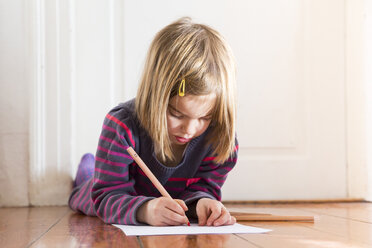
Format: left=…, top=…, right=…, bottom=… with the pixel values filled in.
left=0, top=206, right=68, bottom=248
left=140, top=233, right=258, bottom=248
left=302, top=202, right=372, bottom=223
left=28, top=211, right=140, bottom=248
left=1, top=202, right=372, bottom=247
left=229, top=203, right=372, bottom=247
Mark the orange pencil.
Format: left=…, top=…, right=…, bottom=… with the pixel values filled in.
left=126, top=147, right=191, bottom=226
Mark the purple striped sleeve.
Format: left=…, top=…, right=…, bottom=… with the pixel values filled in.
left=69, top=109, right=154, bottom=225
left=90, top=112, right=155, bottom=225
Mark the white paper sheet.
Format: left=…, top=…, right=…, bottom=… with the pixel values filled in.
left=113, top=223, right=271, bottom=236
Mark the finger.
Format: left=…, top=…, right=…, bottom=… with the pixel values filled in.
left=212, top=208, right=231, bottom=226
left=157, top=220, right=171, bottom=226
left=197, top=207, right=208, bottom=226
left=163, top=213, right=189, bottom=226
left=230, top=216, right=237, bottom=225
left=161, top=207, right=189, bottom=225
left=161, top=217, right=184, bottom=226
left=174, top=199, right=188, bottom=212
left=215, top=211, right=236, bottom=226
left=206, top=205, right=222, bottom=226
left=164, top=198, right=187, bottom=216
left=154, top=221, right=166, bottom=226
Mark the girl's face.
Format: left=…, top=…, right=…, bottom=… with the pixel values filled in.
left=167, top=94, right=216, bottom=147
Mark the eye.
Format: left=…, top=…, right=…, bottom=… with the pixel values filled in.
left=201, top=116, right=212, bottom=121
left=169, top=109, right=183, bottom=119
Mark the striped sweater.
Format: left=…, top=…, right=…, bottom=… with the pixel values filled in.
left=68, top=99, right=238, bottom=225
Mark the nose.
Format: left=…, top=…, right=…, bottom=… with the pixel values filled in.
left=182, top=119, right=198, bottom=137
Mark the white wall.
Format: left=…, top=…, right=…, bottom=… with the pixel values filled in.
left=0, top=0, right=29, bottom=206
left=346, top=0, right=368, bottom=199
left=365, top=0, right=372, bottom=201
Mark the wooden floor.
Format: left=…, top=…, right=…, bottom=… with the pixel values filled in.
left=1, top=202, right=372, bottom=248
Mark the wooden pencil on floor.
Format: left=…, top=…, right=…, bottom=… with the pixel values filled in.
left=230, top=212, right=315, bottom=222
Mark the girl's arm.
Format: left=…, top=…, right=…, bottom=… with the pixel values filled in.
left=89, top=110, right=154, bottom=225
left=180, top=142, right=238, bottom=203
left=179, top=142, right=239, bottom=225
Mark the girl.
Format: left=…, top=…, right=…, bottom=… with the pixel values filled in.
left=69, top=17, right=238, bottom=227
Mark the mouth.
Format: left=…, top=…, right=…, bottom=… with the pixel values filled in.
left=175, top=136, right=192, bottom=144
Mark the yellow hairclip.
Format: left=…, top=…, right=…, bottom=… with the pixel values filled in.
left=178, top=78, right=185, bottom=97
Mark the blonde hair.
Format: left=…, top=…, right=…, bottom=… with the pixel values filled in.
left=135, top=17, right=237, bottom=164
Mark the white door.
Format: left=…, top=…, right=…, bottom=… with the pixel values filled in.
left=221, top=0, right=347, bottom=200
left=120, top=0, right=347, bottom=200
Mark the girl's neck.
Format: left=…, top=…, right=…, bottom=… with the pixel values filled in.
left=159, top=144, right=187, bottom=167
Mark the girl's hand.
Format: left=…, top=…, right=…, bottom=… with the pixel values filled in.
left=196, top=198, right=236, bottom=226
left=136, top=197, right=189, bottom=226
